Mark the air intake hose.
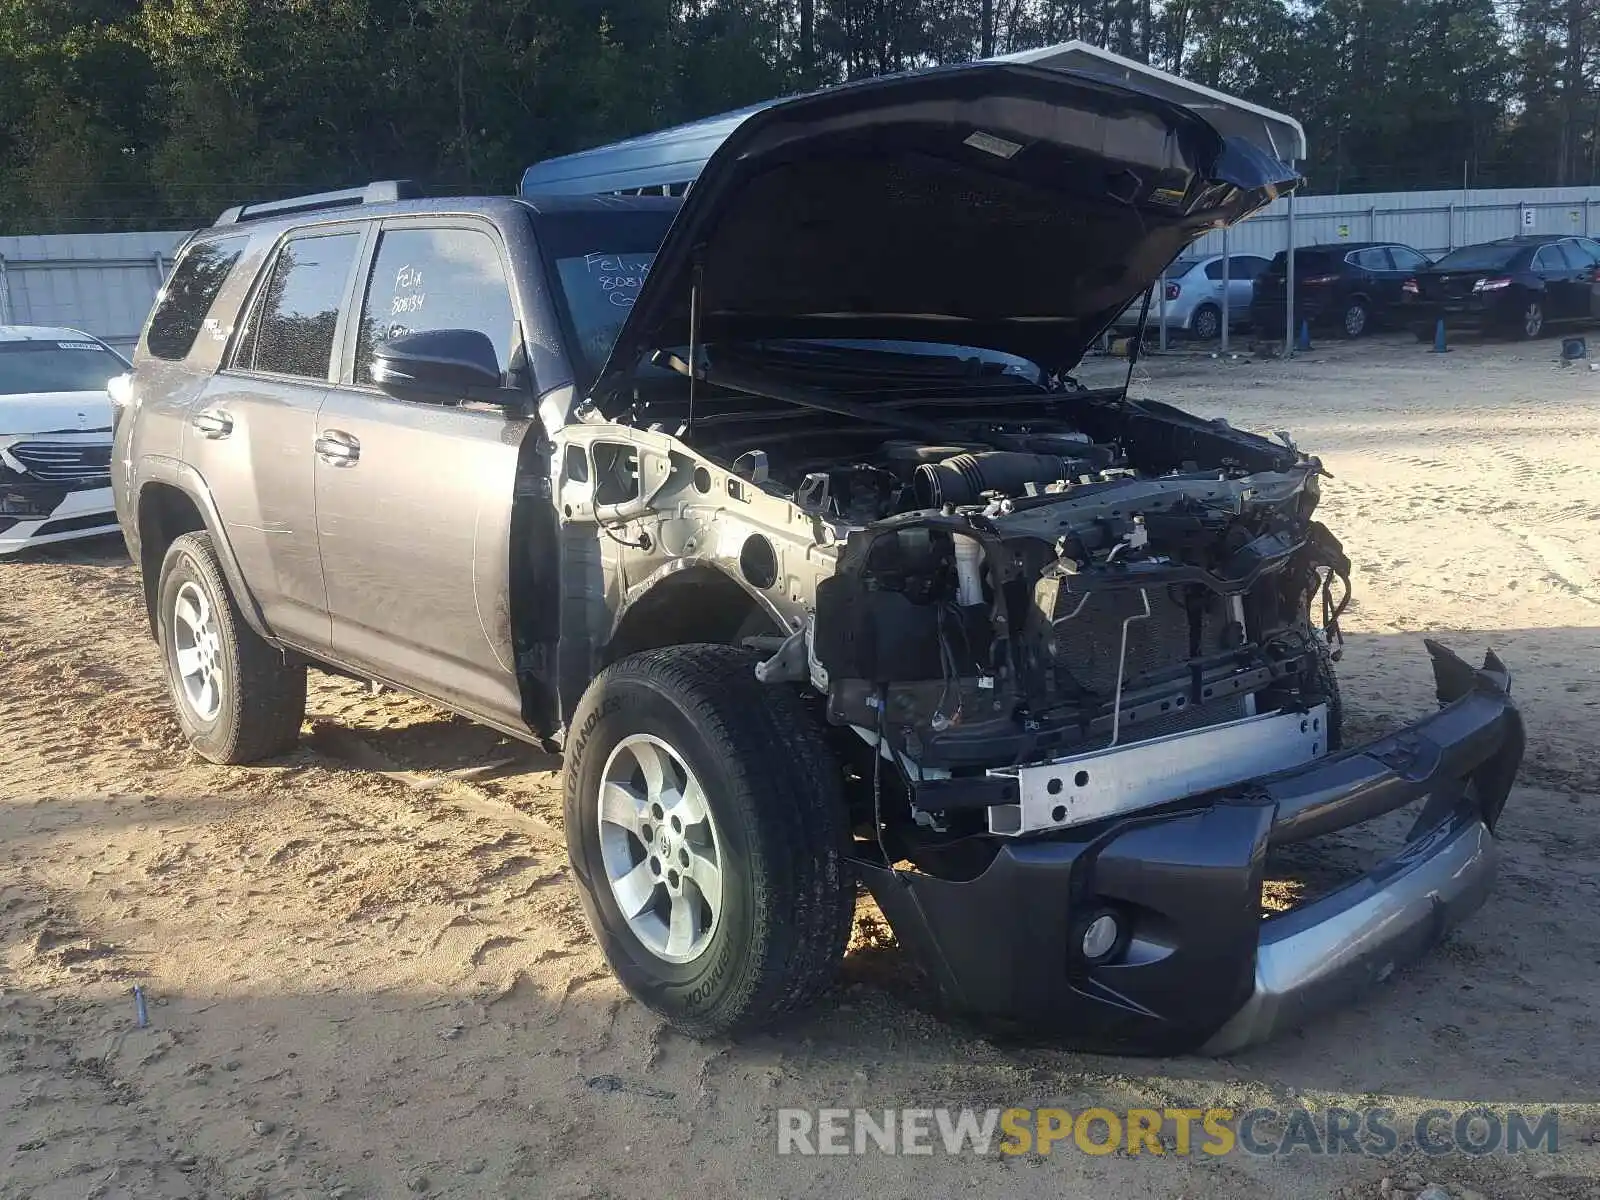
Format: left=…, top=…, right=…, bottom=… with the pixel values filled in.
left=913, top=451, right=1086, bottom=507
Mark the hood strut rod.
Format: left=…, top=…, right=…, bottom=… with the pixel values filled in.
left=686, top=259, right=704, bottom=437
left=1123, top=283, right=1153, bottom=395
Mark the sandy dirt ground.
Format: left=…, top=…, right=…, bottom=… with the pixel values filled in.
left=3, top=334, right=1599, bottom=1200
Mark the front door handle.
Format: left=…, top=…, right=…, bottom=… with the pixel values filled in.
left=315, top=430, right=360, bottom=467
left=191, top=409, right=233, bottom=439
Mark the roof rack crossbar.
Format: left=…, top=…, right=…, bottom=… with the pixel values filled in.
left=213, top=180, right=422, bottom=227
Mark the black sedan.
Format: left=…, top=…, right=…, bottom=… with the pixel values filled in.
left=1402, top=235, right=1600, bottom=339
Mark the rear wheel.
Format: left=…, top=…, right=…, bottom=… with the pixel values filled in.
left=1519, top=299, right=1545, bottom=339
left=1191, top=303, right=1222, bottom=341
left=1341, top=299, right=1370, bottom=338
left=156, top=532, right=306, bottom=764
left=563, top=644, right=853, bottom=1037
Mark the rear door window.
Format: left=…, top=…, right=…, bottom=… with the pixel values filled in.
left=1532, top=244, right=1570, bottom=272
left=146, top=238, right=246, bottom=361
left=1387, top=246, right=1429, bottom=271
left=231, top=231, right=362, bottom=380
left=1202, top=257, right=1263, bottom=280
left=1560, top=238, right=1599, bottom=266
left=353, top=225, right=518, bottom=386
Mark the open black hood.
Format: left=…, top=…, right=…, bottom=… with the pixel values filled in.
left=588, top=61, right=1298, bottom=407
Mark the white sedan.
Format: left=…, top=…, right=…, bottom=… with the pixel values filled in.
left=1, top=326, right=128, bottom=555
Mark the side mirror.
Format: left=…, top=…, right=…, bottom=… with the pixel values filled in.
left=371, top=329, right=502, bottom=403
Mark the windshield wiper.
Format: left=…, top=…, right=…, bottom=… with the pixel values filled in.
left=743, top=339, right=1027, bottom=381
left=682, top=353, right=987, bottom=445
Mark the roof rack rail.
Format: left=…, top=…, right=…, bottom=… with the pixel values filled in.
left=213, top=180, right=423, bottom=227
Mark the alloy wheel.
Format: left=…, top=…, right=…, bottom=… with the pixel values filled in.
left=597, top=734, right=724, bottom=964
left=172, top=580, right=224, bottom=721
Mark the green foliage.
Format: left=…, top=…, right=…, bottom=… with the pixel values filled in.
left=0, top=0, right=1590, bottom=232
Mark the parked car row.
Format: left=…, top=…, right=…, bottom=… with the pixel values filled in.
left=1115, top=234, right=1600, bottom=344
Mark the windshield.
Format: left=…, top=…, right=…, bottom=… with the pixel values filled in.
left=1431, top=244, right=1521, bottom=271
left=530, top=205, right=677, bottom=385
left=533, top=205, right=1047, bottom=388
left=0, top=339, right=125, bottom=396
left=554, top=250, right=658, bottom=376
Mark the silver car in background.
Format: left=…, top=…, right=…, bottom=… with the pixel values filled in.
left=1111, top=252, right=1269, bottom=340
left=1, top=326, right=127, bottom=555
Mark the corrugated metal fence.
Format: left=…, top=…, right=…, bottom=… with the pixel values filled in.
left=0, top=231, right=188, bottom=352
left=1194, top=184, right=1600, bottom=260
left=11, top=184, right=1600, bottom=353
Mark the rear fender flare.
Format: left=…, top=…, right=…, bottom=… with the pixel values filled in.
left=135, top=456, right=275, bottom=644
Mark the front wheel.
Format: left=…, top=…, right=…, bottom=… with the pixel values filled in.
left=563, top=644, right=853, bottom=1037
left=156, top=532, right=306, bottom=764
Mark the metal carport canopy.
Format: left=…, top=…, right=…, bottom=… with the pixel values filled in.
left=518, top=41, right=1305, bottom=196
left=993, top=42, right=1304, bottom=163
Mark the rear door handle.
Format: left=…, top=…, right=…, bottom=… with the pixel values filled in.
left=191, top=409, right=233, bottom=439
left=315, top=430, right=360, bottom=467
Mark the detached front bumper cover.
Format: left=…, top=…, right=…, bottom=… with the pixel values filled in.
left=857, top=641, right=1524, bottom=1055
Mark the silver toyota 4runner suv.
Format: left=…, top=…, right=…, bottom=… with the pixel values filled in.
left=113, top=63, right=1523, bottom=1054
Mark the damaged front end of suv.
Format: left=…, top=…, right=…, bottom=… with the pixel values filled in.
left=549, top=62, right=1525, bottom=1052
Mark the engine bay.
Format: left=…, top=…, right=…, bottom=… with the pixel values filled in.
left=559, top=368, right=1354, bottom=845
left=694, top=409, right=1145, bottom=521
left=731, top=427, right=1127, bottom=525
